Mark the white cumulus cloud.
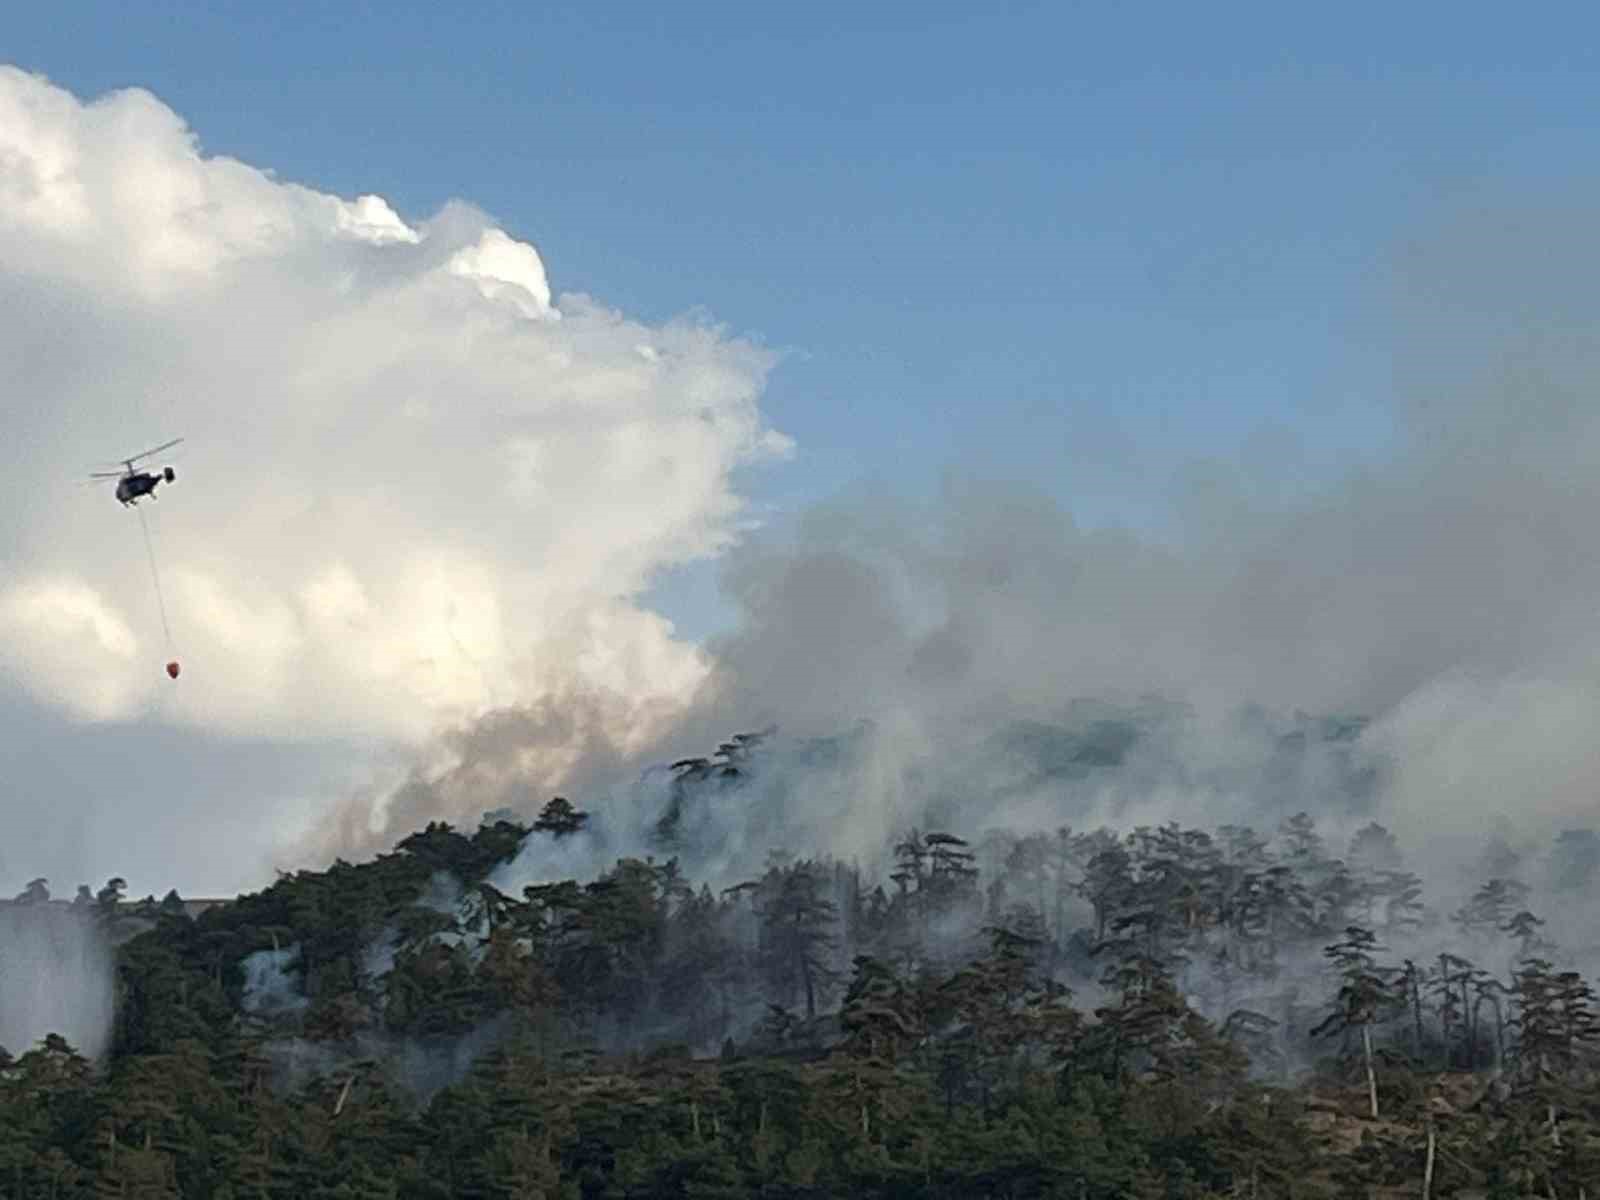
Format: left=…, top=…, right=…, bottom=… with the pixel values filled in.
left=0, top=66, right=790, bottom=767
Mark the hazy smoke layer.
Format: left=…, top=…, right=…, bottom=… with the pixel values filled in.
left=398, top=193, right=1600, bottom=886
left=0, top=904, right=114, bottom=1060
left=484, top=702, right=1379, bottom=895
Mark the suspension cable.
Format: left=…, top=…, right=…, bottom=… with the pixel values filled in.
left=136, top=504, right=175, bottom=652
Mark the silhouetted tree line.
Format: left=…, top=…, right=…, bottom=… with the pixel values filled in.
left=5, top=731, right=1600, bottom=1195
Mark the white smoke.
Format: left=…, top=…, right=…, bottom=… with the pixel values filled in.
left=476, top=181, right=1600, bottom=894
left=0, top=903, right=114, bottom=1060
left=240, top=943, right=309, bottom=1017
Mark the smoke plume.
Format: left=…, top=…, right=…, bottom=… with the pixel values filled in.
left=0, top=903, right=115, bottom=1060
left=394, top=191, right=1600, bottom=899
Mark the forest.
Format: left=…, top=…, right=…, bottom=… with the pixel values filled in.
left=3, top=726, right=1600, bottom=1198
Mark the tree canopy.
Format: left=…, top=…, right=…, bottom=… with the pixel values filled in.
left=4, top=741, right=1600, bottom=1197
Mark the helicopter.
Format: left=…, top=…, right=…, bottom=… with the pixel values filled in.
left=89, top=438, right=183, bottom=506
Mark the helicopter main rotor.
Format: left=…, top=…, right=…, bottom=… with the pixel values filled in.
left=88, top=436, right=185, bottom=480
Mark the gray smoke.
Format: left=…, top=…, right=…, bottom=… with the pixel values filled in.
left=241, top=944, right=310, bottom=1017
left=336, top=193, right=1600, bottom=934
left=236, top=867, right=520, bottom=1104
left=260, top=1019, right=514, bottom=1107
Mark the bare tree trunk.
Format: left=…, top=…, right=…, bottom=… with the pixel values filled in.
left=1362, top=1025, right=1379, bottom=1119
left=1437, top=955, right=1453, bottom=1069
left=1422, top=1119, right=1435, bottom=1200
left=1467, top=995, right=1480, bottom=1066
left=334, top=1075, right=353, bottom=1117
left=1411, top=971, right=1424, bottom=1061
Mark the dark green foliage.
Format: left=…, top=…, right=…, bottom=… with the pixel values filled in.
left=532, top=797, right=588, bottom=839
left=9, top=756, right=1600, bottom=1196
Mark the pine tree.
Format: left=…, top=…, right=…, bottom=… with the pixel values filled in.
left=1454, top=877, right=1531, bottom=946
left=1313, top=926, right=1392, bottom=1118
left=1504, top=908, right=1548, bottom=960
left=752, top=862, right=839, bottom=1022
left=1379, top=869, right=1426, bottom=934
left=1347, top=821, right=1403, bottom=874
left=1429, top=952, right=1475, bottom=1069
left=1511, top=958, right=1564, bottom=1086
left=923, top=832, right=979, bottom=907
left=1277, top=811, right=1324, bottom=864
left=531, top=797, right=588, bottom=839
left=839, top=956, right=922, bottom=1064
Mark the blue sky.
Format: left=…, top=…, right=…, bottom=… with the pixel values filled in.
left=9, top=1, right=1600, bottom=641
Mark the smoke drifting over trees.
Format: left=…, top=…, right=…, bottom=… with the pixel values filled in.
left=8, top=757, right=1600, bottom=1193
left=326, top=200, right=1600, bottom=888
left=0, top=895, right=114, bottom=1062
left=8, top=61, right=1600, bottom=1197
